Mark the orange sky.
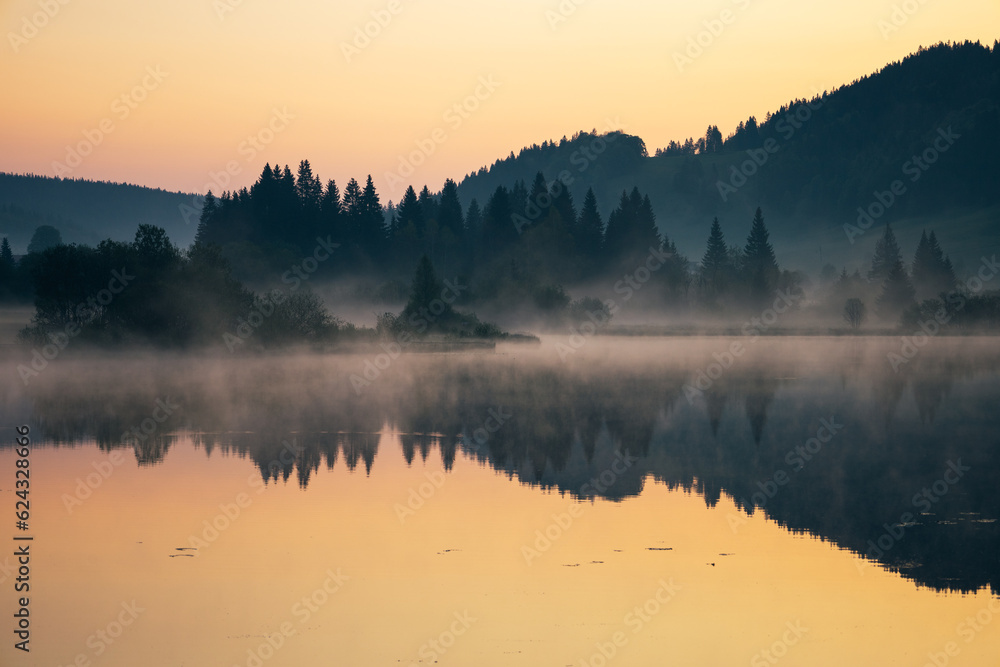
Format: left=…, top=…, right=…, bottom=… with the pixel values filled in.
left=1, top=0, right=997, bottom=200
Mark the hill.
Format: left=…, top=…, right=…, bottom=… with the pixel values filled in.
left=0, top=173, right=197, bottom=253
left=455, top=40, right=1000, bottom=275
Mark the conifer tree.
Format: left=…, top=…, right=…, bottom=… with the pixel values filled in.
left=0, top=237, right=15, bottom=293
left=912, top=229, right=956, bottom=299
left=359, top=175, right=386, bottom=254
left=0, top=237, right=13, bottom=268
left=701, top=217, right=731, bottom=299
left=194, top=191, right=218, bottom=247
left=743, top=207, right=780, bottom=303
left=402, top=254, right=453, bottom=323
left=868, top=223, right=903, bottom=286
left=576, top=188, right=604, bottom=259
left=319, top=179, right=342, bottom=240
left=438, top=179, right=465, bottom=240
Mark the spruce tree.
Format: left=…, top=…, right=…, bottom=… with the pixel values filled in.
left=603, top=190, right=633, bottom=259
left=295, top=160, right=322, bottom=213
left=635, top=194, right=661, bottom=253
left=465, top=199, right=483, bottom=236
left=701, top=218, right=731, bottom=299
left=868, top=223, right=903, bottom=286
left=912, top=230, right=956, bottom=299
left=341, top=178, right=363, bottom=245
left=438, top=179, right=465, bottom=239
left=194, top=191, right=218, bottom=247
left=480, top=186, right=516, bottom=257
left=402, top=255, right=453, bottom=324
left=576, top=188, right=604, bottom=259
left=359, top=176, right=386, bottom=254
left=319, top=179, right=342, bottom=240
left=0, top=237, right=13, bottom=267
left=604, top=187, right=659, bottom=262
left=743, top=207, right=780, bottom=302
left=396, top=186, right=425, bottom=238
left=0, top=237, right=15, bottom=292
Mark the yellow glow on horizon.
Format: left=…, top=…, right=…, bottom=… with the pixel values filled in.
left=1, top=0, right=997, bottom=196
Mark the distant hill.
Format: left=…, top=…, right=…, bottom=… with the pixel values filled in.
left=0, top=173, right=197, bottom=253
left=455, top=41, right=1000, bottom=275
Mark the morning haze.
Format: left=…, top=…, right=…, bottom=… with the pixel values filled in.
left=0, top=2, right=998, bottom=666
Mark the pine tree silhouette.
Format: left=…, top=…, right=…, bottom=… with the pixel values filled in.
left=868, top=222, right=903, bottom=286
left=701, top=217, right=731, bottom=299
left=743, top=207, right=780, bottom=303
left=912, top=230, right=956, bottom=300
left=576, top=188, right=604, bottom=259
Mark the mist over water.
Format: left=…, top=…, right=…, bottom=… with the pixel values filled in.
left=3, top=337, right=998, bottom=594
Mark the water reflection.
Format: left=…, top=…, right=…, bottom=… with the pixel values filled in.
left=2, top=337, right=998, bottom=595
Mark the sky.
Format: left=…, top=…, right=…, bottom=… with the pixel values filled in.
left=1, top=0, right=997, bottom=202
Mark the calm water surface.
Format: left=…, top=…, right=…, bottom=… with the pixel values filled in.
left=0, top=337, right=998, bottom=666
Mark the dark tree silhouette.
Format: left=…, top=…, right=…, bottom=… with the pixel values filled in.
left=868, top=223, right=903, bottom=286
left=437, top=179, right=465, bottom=240
left=912, top=230, right=956, bottom=300
left=700, top=217, right=732, bottom=301
left=576, top=188, right=604, bottom=260
left=743, top=207, right=780, bottom=304
left=27, top=225, right=62, bottom=254
left=402, top=255, right=453, bottom=323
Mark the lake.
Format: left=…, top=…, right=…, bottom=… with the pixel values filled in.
left=1, top=336, right=998, bottom=666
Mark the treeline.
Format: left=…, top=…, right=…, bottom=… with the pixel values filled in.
left=828, top=224, right=1000, bottom=331
left=193, top=158, right=813, bottom=320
